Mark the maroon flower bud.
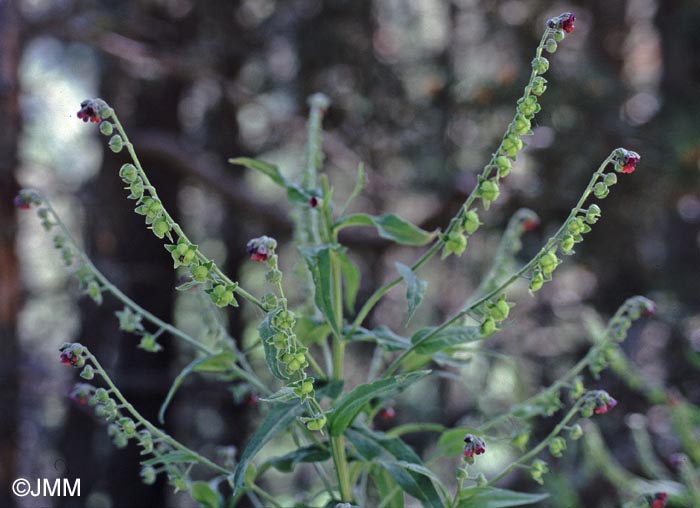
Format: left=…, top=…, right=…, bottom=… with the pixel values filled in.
left=377, top=407, right=396, bottom=420
left=69, top=384, right=93, bottom=405
left=246, top=236, right=277, bottom=262
left=60, top=350, right=79, bottom=366
left=14, top=194, right=31, bottom=210
left=244, top=393, right=259, bottom=405
left=593, top=392, right=618, bottom=414
left=621, top=151, right=641, bottom=174
left=463, top=434, right=486, bottom=462
left=650, top=492, right=668, bottom=508
left=308, top=196, right=320, bottom=208
left=669, top=452, right=686, bottom=469
left=560, top=12, right=575, bottom=34
left=77, top=99, right=101, bottom=123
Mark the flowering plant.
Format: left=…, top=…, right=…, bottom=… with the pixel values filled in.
left=17, top=11, right=693, bottom=508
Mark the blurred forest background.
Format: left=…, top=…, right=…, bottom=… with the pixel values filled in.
left=1, top=0, right=700, bottom=507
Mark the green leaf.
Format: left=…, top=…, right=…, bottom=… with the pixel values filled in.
left=141, top=450, right=196, bottom=466
left=345, top=427, right=444, bottom=508
left=190, top=481, right=220, bottom=508
left=338, top=250, right=360, bottom=312
left=295, top=315, right=330, bottom=346
left=327, top=371, right=430, bottom=437
left=457, top=487, right=549, bottom=508
left=194, top=351, right=237, bottom=372
left=437, top=427, right=481, bottom=457
left=395, top=262, right=427, bottom=325
left=348, top=326, right=411, bottom=351
left=258, top=313, right=290, bottom=381
left=268, top=445, right=331, bottom=473
left=229, top=157, right=309, bottom=205
left=158, top=351, right=237, bottom=424
left=300, top=245, right=340, bottom=336
left=372, top=466, right=404, bottom=508
left=382, top=462, right=443, bottom=508
left=335, top=213, right=436, bottom=246
left=232, top=400, right=302, bottom=492
left=410, top=326, right=483, bottom=356
left=228, top=157, right=285, bottom=186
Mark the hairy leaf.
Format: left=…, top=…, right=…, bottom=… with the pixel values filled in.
left=395, top=262, right=427, bottom=325
left=410, top=326, right=483, bottom=355
left=335, top=213, right=436, bottom=246
left=457, top=487, right=548, bottom=508
left=190, top=482, right=220, bottom=508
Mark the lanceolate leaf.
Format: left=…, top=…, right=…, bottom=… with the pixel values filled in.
left=158, top=351, right=237, bottom=424
left=334, top=213, right=436, bottom=246
left=232, top=381, right=342, bottom=493
left=348, top=326, right=411, bottom=352
left=410, top=326, right=483, bottom=355
left=190, top=482, right=220, bottom=508
left=300, top=245, right=341, bottom=336
left=395, top=262, right=427, bottom=325
left=228, top=157, right=309, bottom=205
left=327, top=370, right=430, bottom=437
left=258, top=313, right=290, bottom=381
left=337, top=250, right=360, bottom=313
left=268, top=445, right=331, bottom=472
left=457, top=487, right=549, bottom=508
left=141, top=450, right=196, bottom=466
left=345, top=426, right=445, bottom=508
left=232, top=400, right=301, bottom=492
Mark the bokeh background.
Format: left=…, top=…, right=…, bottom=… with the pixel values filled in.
left=1, top=0, right=699, bottom=507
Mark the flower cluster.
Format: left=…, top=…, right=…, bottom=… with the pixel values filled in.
left=246, top=236, right=277, bottom=263
left=547, top=12, right=575, bottom=34
left=581, top=390, right=618, bottom=417
left=462, top=434, right=486, bottom=464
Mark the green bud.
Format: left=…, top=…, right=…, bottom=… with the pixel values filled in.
left=502, top=135, right=523, bottom=158
left=108, top=134, right=124, bottom=153
left=286, top=359, right=302, bottom=372
left=539, top=250, right=559, bottom=276
left=531, top=76, right=548, bottom=96
left=531, top=56, right=549, bottom=74
left=593, top=182, right=610, bottom=199
left=479, top=179, right=500, bottom=203
left=561, top=235, right=575, bottom=254
left=463, top=209, right=481, bottom=234
left=569, top=424, right=583, bottom=440
left=300, top=379, right=314, bottom=395
left=476, top=474, right=487, bottom=487
left=86, top=281, right=103, bottom=305
left=80, top=365, right=95, bottom=380
left=545, top=39, right=558, bottom=53
left=209, top=284, right=234, bottom=307
left=494, top=155, right=512, bottom=177
left=128, top=178, right=144, bottom=200
left=480, top=317, right=498, bottom=336
left=489, top=296, right=511, bottom=322
left=191, top=264, right=209, bottom=283
left=138, top=430, right=153, bottom=454
left=305, top=415, right=327, bottom=431
left=444, top=231, right=468, bottom=257
left=261, top=292, right=279, bottom=310
left=603, top=172, right=618, bottom=187
left=119, top=164, right=138, bottom=183
left=553, top=29, right=565, bottom=42
left=530, top=459, right=549, bottom=485
left=138, top=334, right=163, bottom=353
left=529, top=271, right=544, bottom=292
left=119, top=417, right=137, bottom=437
left=152, top=218, right=171, bottom=239
left=95, top=387, right=109, bottom=403
left=571, top=377, right=585, bottom=399
left=113, top=432, right=128, bottom=449
left=99, top=121, right=114, bottom=136
left=513, top=114, right=531, bottom=136
left=266, top=268, right=282, bottom=285
left=140, top=466, right=157, bottom=485
left=548, top=436, right=566, bottom=458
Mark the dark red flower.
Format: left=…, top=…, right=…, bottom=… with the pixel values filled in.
left=378, top=407, right=396, bottom=420
left=650, top=492, right=668, bottom=508
left=463, top=434, right=486, bottom=460
left=69, top=385, right=92, bottom=405
left=244, top=393, right=259, bottom=405
left=308, top=196, right=320, bottom=208
left=594, top=394, right=618, bottom=414
left=14, top=194, right=31, bottom=210
left=60, top=351, right=79, bottom=366
left=560, top=12, right=575, bottom=33
left=622, top=152, right=641, bottom=174
left=246, top=236, right=276, bottom=262
left=77, top=99, right=101, bottom=123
